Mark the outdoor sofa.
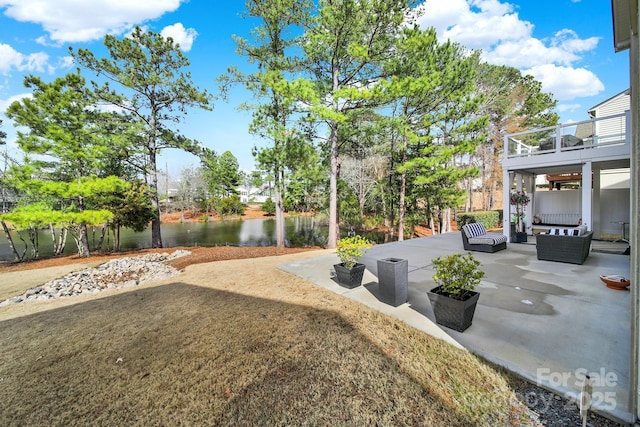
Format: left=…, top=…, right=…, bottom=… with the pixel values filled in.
left=531, top=213, right=581, bottom=234
left=461, top=223, right=508, bottom=253
left=535, top=225, right=592, bottom=265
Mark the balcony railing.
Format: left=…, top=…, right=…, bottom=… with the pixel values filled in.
left=504, top=111, right=630, bottom=159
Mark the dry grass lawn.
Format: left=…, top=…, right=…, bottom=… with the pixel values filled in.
left=0, top=249, right=539, bottom=426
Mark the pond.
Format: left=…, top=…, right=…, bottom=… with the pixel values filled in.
left=0, top=216, right=396, bottom=261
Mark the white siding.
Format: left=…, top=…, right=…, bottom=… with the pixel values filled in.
left=601, top=168, right=631, bottom=189
left=599, top=188, right=631, bottom=237
left=534, top=188, right=630, bottom=235
left=594, top=92, right=630, bottom=117
left=593, top=92, right=630, bottom=145
left=534, top=190, right=581, bottom=221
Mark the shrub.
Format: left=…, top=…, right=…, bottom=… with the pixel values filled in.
left=456, top=211, right=501, bottom=230
left=432, top=253, right=484, bottom=300
left=262, top=198, right=276, bottom=216
left=362, top=214, right=385, bottom=230
left=219, top=195, right=245, bottom=216
left=336, top=235, right=373, bottom=269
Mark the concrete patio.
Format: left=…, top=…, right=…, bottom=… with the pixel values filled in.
left=279, top=233, right=632, bottom=424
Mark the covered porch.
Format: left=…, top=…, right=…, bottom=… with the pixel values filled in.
left=502, top=112, right=631, bottom=242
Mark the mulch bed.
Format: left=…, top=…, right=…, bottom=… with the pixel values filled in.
left=0, top=246, right=321, bottom=273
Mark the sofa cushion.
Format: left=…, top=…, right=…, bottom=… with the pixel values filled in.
left=547, top=226, right=588, bottom=236
left=575, top=225, right=588, bottom=235
left=463, top=223, right=487, bottom=238
left=535, top=213, right=581, bottom=226
left=549, top=228, right=571, bottom=236
left=468, top=234, right=508, bottom=245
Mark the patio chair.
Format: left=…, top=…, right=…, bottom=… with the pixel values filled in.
left=461, top=223, right=507, bottom=253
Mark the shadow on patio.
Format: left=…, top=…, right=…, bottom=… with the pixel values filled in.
left=280, top=232, right=632, bottom=423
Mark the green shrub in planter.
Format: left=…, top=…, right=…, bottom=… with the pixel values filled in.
left=432, top=253, right=484, bottom=300
left=429, top=252, right=485, bottom=332
left=336, top=235, right=372, bottom=269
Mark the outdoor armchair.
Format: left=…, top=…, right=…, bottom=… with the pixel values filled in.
left=461, top=223, right=507, bottom=253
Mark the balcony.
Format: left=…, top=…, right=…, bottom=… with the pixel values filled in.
left=503, top=111, right=631, bottom=174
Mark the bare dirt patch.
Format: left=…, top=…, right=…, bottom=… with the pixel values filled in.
left=0, top=246, right=317, bottom=273
left=160, top=203, right=314, bottom=223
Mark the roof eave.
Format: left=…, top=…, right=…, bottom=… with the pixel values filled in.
left=612, top=0, right=638, bottom=53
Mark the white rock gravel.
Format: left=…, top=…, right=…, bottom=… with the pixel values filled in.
left=0, top=250, right=191, bottom=306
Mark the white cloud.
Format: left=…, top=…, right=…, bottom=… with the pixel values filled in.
left=0, top=93, right=32, bottom=114
left=416, top=0, right=530, bottom=49
left=160, top=23, right=197, bottom=52
left=557, top=103, right=582, bottom=113
left=524, top=64, right=604, bottom=101
left=58, top=56, right=75, bottom=70
left=414, top=0, right=471, bottom=36
left=415, top=0, right=604, bottom=101
left=0, top=0, right=184, bottom=43
left=0, top=43, right=50, bottom=75
left=483, top=30, right=599, bottom=69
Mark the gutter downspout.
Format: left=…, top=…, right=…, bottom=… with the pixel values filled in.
left=629, top=3, right=640, bottom=423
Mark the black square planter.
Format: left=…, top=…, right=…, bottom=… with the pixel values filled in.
left=510, top=224, right=527, bottom=243
left=334, top=263, right=366, bottom=288
left=427, top=286, right=480, bottom=332
left=511, top=232, right=528, bottom=243
left=377, top=258, right=408, bottom=306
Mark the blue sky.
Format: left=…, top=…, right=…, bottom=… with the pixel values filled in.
left=0, top=0, right=629, bottom=176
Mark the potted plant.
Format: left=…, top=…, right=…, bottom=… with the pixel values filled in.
left=427, top=253, right=484, bottom=332
left=334, top=235, right=373, bottom=288
left=510, top=190, right=530, bottom=243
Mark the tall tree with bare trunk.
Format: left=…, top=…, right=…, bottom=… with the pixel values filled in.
left=301, top=0, right=419, bottom=248
left=71, top=26, right=212, bottom=248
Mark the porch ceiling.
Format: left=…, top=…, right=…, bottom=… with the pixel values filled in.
left=508, top=158, right=630, bottom=176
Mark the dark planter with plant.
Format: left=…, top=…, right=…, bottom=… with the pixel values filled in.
left=377, top=257, right=408, bottom=306
left=510, top=190, right=530, bottom=243
left=334, top=235, right=372, bottom=288
left=509, top=223, right=528, bottom=243
left=427, top=253, right=484, bottom=332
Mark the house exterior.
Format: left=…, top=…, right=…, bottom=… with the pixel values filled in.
left=502, top=102, right=630, bottom=241
left=611, top=0, right=640, bottom=424
left=236, top=184, right=270, bottom=204
left=527, top=90, right=632, bottom=239
left=589, top=89, right=631, bottom=145
left=589, top=89, right=630, bottom=118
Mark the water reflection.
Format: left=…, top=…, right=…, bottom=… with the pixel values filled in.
left=0, top=216, right=396, bottom=261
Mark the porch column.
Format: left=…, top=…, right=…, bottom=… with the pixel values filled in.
left=592, top=168, right=601, bottom=239
left=524, top=175, right=534, bottom=235
left=504, top=169, right=511, bottom=239
left=581, top=161, right=592, bottom=231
